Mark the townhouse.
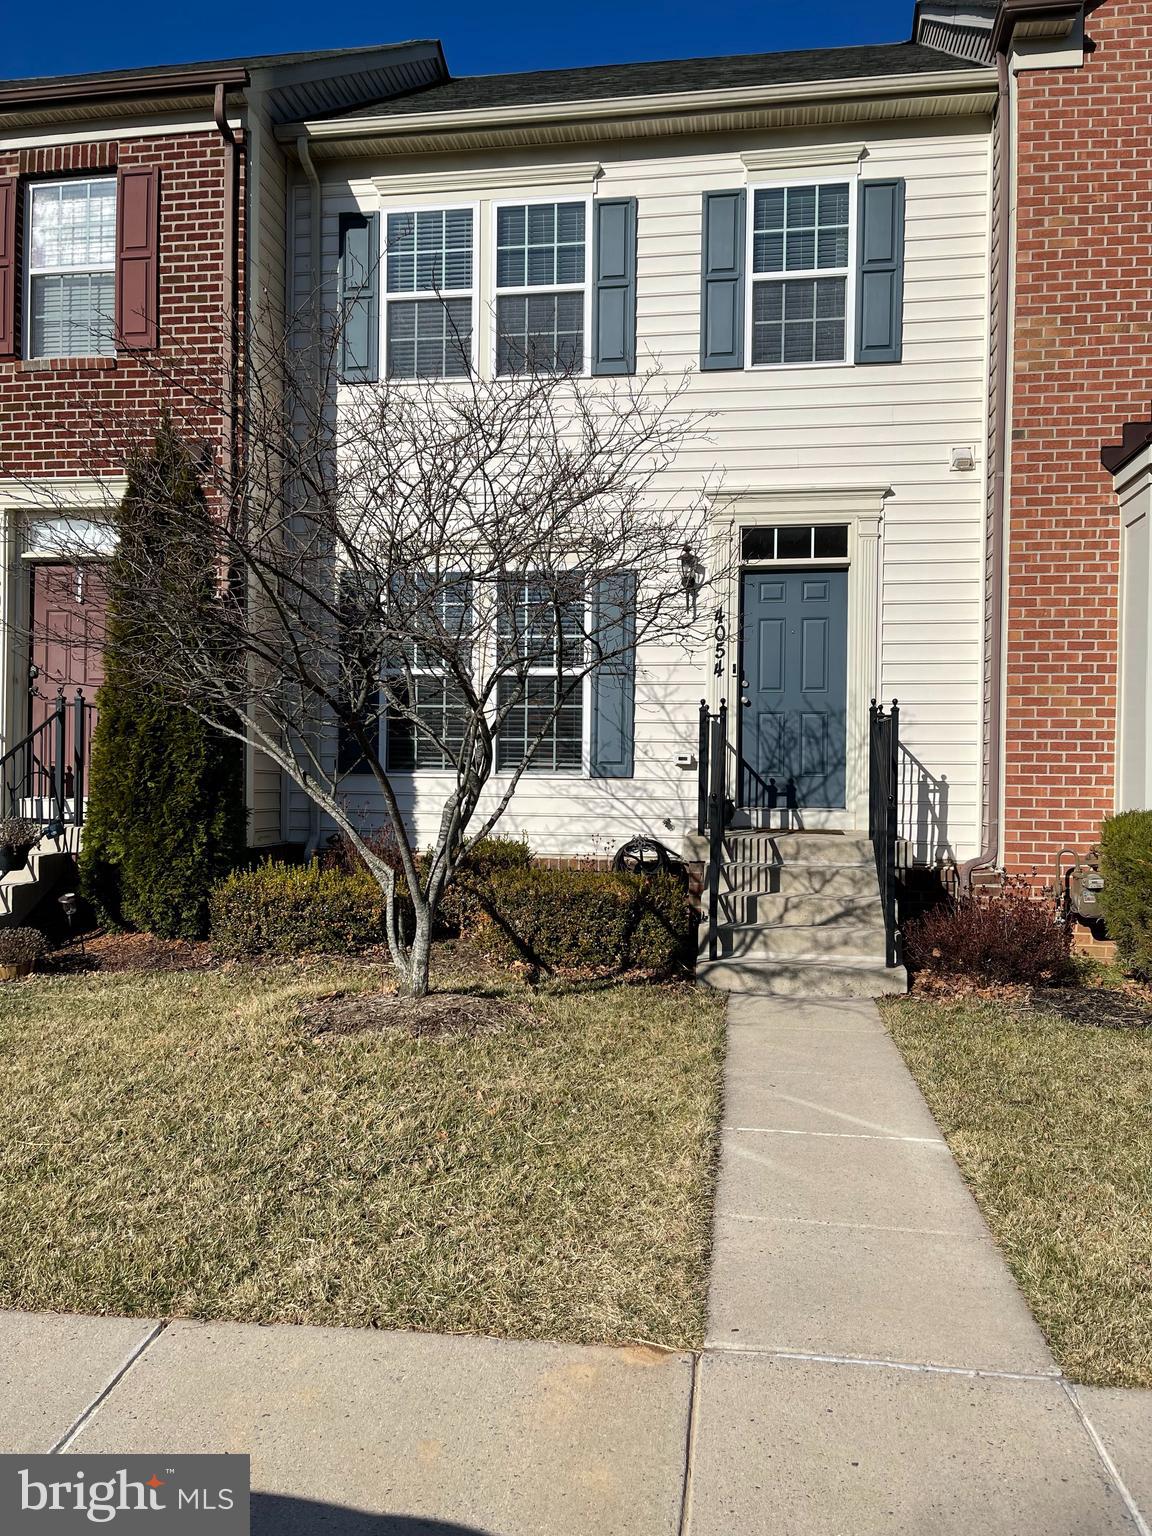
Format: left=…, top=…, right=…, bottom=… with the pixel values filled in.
left=0, top=41, right=446, bottom=856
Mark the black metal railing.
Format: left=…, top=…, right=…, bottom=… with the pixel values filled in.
left=869, top=698, right=901, bottom=968
left=0, top=690, right=94, bottom=835
left=698, top=698, right=730, bottom=961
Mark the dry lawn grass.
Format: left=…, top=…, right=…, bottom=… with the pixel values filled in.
left=884, top=992, right=1152, bottom=1387
left=0, top=963, right=725, bottom=1347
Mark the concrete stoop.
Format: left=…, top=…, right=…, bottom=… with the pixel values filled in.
left=0, top=835, right=76, bottom=926
left=698, top=831, right=908, bottom=998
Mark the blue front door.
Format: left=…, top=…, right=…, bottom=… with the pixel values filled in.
left=741, top=568, right=848, bottom=809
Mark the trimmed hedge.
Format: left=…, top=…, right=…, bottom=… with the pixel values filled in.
left=472, top=867, right=692, bottom=974
left=903, top=878, right=1073, bottom=985
left=1099, top=811, right=1152, bottom=973
left=210, top=863, right=388, bottom=959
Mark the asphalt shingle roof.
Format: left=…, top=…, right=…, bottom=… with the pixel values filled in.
left=337, top=42, right=980, bottom=120
left=0, top=42, right=437, bottom=95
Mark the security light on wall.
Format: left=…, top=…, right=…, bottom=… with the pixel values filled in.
left=950, top=446, right=977, bottom=472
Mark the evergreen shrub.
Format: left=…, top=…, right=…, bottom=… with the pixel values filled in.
left=472, top=867, right=691, bottom=974
left=1099, top=811, right=1152, bottom=973
left=79, top=422, right=246, bottom=938
left=210, top=862, right=389, bottom=959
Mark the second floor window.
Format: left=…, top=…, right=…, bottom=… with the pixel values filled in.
left=26, top=177, right=116, bottom=359
left=385, top=207, right=473, bottom=378
left=750, top=183, right=851, bottom=367
left=495, top=201, right=586, bottom=376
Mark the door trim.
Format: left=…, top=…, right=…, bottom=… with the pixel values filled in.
left=709, top=485, right=886, bottom=831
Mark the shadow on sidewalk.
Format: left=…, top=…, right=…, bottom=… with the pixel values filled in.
left=252, top=1492, right=493, bottom=1534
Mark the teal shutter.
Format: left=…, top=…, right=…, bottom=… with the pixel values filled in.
left=338, top=212, right=379, bottom=383
left=592, top=198, right=637, bottom=375
left=700, top=190, right=745, bottom=371
left=590, top=572, right=636, bottom=779
left=855, top=180, right=905, bottom=365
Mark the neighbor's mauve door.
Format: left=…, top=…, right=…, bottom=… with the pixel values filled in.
left=28, top=563, right=108, bottom=789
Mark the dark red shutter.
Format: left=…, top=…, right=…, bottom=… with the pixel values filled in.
left=115, top=166, right=159, bottom=350
left=0, top=176, right=17, bottom=358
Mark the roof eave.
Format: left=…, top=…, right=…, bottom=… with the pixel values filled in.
left=277, top=64, right=998, bottom=151
left=0, top=63, right=250, bottom=111
left=990, top=0, right=1083, bottom=54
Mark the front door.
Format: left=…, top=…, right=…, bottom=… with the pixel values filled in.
left=28, top=561, right=107, bottom=743
left=740, top=568, right=848, bottom=809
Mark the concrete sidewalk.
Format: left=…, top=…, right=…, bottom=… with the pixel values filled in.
left=2, top=995, right=1150, bottom=1534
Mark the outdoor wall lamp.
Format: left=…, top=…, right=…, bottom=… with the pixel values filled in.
left=680, top=544, right=700, bottom=614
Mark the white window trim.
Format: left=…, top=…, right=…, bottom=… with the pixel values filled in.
left=491, top=193, right=593, bottom=380
left=744, top=175, right=858, bottom=373
left=378, top=200, right=480, bottom=379
left=24, top=175, right=117, bottom=361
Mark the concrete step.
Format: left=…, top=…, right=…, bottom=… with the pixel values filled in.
left=720, top=890, right=886, bottom=927
left=0, top=847, right=72, bottom=924
left=698, top=956, right=908, bottom=998
left=706, top=920, right=889, bottom=964
left=722, top=861, right=880, bottom=898
left=723, top=831, right=874, bottom=866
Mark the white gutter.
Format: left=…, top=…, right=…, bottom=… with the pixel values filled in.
left=279, top=66, right=997, bottom=143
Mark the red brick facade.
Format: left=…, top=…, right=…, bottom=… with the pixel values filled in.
left=1003, top=0, right=1152, bottom=874
left=0, top=128, right=242, bottom=481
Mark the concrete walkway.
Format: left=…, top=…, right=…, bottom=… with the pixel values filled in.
left=2, top=995, right=1150, bottom=1534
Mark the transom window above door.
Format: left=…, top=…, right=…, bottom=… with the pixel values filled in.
left=495, top=201, right=587, bottom=376
left=742, top=524, right=849, bottom=561
left=384, top=207, right=474, bottom=378
left=750, top=183, right=851, bottom=368
left=26, top=177, right=116, bottom=359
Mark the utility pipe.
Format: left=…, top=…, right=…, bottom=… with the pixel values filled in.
left=213, top=81, right=241, bottom=487
left=959, top=46, right=1012, bottom=891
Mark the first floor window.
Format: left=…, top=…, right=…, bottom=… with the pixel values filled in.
left=750, top=182, right=850, bottom=366
left=385, top=207, right=473, bottom=378
left=386, top=677, right=469, bottom=770
left=26, top=177, right=116, bottom=359
left=495, top=201, right=586, bottom=375
left=495, top=578, right=585, bottom=771
left=496, top=676, right=583, bottom=772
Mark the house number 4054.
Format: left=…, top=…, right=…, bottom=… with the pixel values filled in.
left=713, top=608, right=726, bottom=677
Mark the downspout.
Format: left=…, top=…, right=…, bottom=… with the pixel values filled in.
left=959, top=47, right=1012, bottom=890
left=213, top=82, right=240, bottom=488
left=296, top=131, right=324, bottom=860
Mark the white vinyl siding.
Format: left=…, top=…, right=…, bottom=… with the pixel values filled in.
left=26, top=178, right=116, bottom=359
left=385, top=207, right=474, bottom=378
left=292, top=122, right=993, bottom=860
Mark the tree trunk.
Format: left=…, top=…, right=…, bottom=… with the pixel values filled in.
left=401, top=904, right=433, bottom=998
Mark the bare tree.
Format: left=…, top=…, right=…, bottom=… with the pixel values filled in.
left=12, top=304, right=721, bottom=996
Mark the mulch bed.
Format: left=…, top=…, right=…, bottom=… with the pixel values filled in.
left=1032, top=986, right=1152, bottom=1032
left=908, top=971, right=1152, bottom=1029
left=45, top=931, right=215, bottom=974
left=301, top=989, right=535, bottom=1040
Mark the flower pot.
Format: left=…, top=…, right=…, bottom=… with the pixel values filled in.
left=0, top=845, right=32, bottom=876
left=0, top=961, right=32, bottom=981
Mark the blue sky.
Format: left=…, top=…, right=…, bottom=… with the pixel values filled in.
left=7, top=0, right=915, bottom=82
